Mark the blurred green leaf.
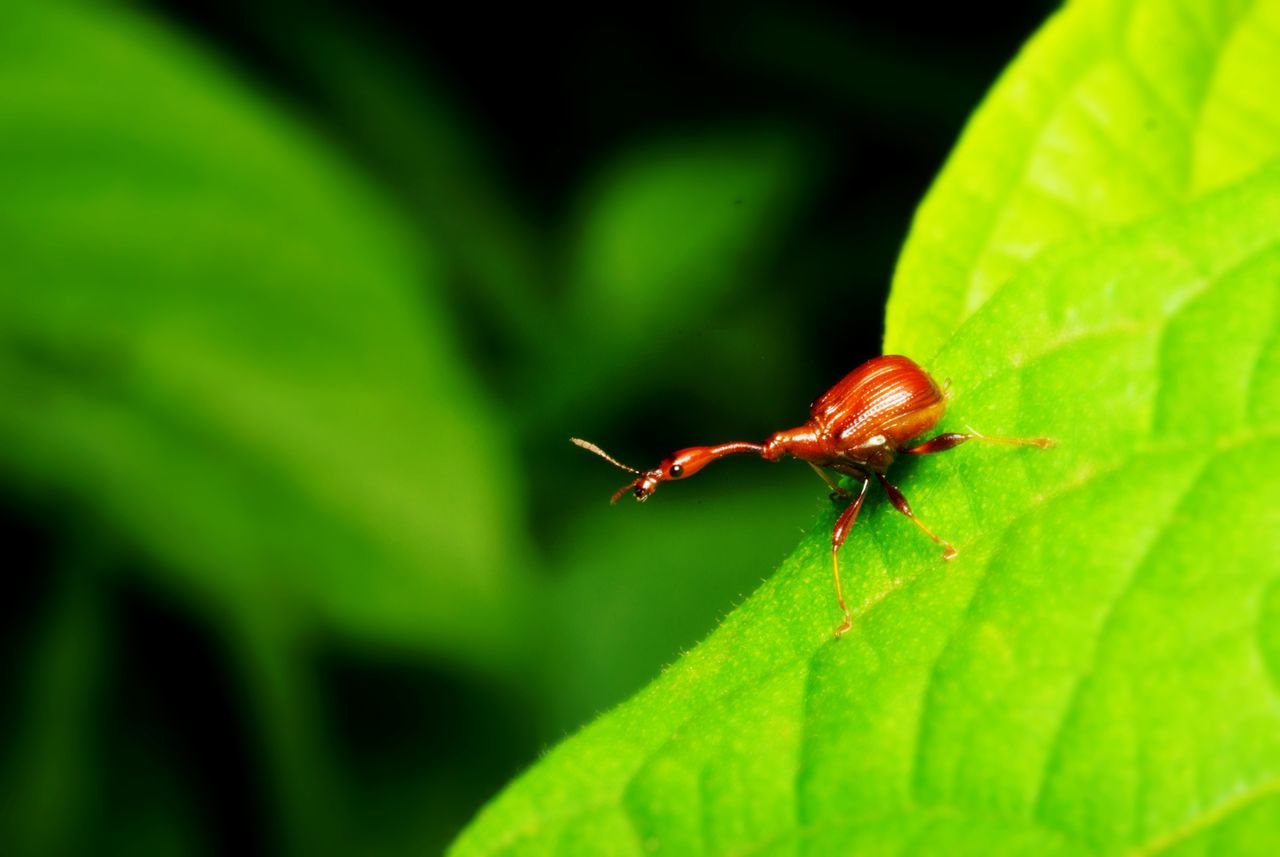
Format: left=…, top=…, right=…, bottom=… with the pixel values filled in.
left=239, top=8, right=551, bottom=352
left=569, top=133, right=804, bottom=338
left=0, top=3, right=530, bottom=664
left=232, top=615, right=345, bottom=854
left=532, top=132, right=811, bottom=422
left=451, top=1, right=1280, bottom=853
left=0, top=568, right=102, bottom=856
left=888, top=0, right=1280, bottom=358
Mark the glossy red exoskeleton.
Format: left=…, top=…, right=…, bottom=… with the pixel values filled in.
left=572, top=355, right=1053, bottom=637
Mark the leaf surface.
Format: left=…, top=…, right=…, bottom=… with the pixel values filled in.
left=887, top=0, right=1280, bottom=358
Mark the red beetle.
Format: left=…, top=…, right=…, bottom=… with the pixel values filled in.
left=573, top=355, right=1053, bottom=637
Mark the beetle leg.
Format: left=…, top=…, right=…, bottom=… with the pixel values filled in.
left=874, top=472, right=958, bottom=560
left=903, top=426, right=1054, bottom=455
left=809, top=462, right=850, bottom=502
left=830, top=473, right=871, bottom=638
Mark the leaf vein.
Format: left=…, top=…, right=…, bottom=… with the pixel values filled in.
left=1128, top=774, right=1280, bottom=856
left=1030, top=453, right=1212, bottom=826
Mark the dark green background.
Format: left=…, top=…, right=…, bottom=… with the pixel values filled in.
left=1, top=1, right=1054, bottom=853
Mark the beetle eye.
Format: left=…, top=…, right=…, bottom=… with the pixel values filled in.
left=668, top=464, right=683, bottom=478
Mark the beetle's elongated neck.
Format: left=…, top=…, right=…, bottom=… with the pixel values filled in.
left=675, top=441, right=768, bottom=472
left=662, top=441, right=769, bottom=483
left=703, top=441, right=767, bottom=458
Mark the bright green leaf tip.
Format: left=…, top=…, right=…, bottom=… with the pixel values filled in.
left=453, top=0, right=1280, bottom=854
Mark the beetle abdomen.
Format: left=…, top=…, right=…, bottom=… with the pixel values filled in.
left=810, top=355, right=945, bottom=448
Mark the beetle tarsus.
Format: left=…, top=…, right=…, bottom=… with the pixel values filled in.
left=834, top=612, right=852, bottom=639
left=904, top=427, right=1057, bottom=455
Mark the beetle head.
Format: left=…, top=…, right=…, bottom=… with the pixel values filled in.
left=624, top=469, right=664, bottom=503
left=570, top=438, right=706, bottom=503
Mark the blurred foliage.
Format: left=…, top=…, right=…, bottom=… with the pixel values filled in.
left=0, top=0, right=530, bottom=666
left=0, top=0, right=1060, bottom=855
left=454, top=1, right=1280, bottom=854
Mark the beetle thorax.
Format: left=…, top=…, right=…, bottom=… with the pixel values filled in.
left=763, top=426, right=823, bottom=462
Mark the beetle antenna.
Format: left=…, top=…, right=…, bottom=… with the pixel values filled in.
left=570, top=437, right=642, bottom=475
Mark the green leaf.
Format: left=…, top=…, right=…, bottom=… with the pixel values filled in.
left=887, top=0, right=1280, bottom=359
left=238, top=7, right=552, bottom=352
left=568, top=133, right=805, bottom=340
left=531, top=132, right=810, bottom=423
left=0, top=3, right=530, bottom=664
left=451, top=1, right=1280, bottom=853
left=0, top=568, right=103, bottom=856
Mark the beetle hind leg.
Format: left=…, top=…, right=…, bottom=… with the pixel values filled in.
left=904, top=426, right=1054, bottom=455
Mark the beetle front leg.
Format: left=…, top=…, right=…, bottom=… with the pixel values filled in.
left=809, top=462, right=851, bottom=503
left=830, top=473, right=871, bottom=639
left=903, top=426, right=1054, bottom=455
left=874, top=472, right=958, bottom=560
